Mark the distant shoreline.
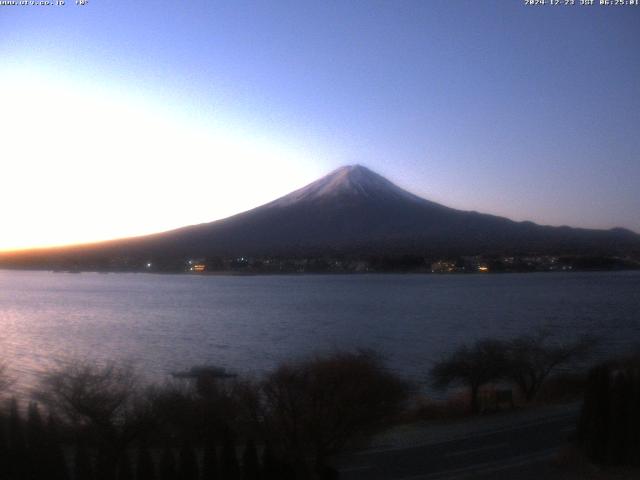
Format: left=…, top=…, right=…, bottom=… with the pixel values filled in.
left=2, top=266, right=639, bottom=276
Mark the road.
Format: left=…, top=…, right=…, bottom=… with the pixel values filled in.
left=337, top=405, right=580, bottom=480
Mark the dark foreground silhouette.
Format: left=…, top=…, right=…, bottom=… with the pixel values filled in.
left=1, top=333, right=633, bottom=480
left=0, top=351, right=408, bottom=480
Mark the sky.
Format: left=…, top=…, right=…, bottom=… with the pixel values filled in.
left=1, top=0, right=639, bottom=251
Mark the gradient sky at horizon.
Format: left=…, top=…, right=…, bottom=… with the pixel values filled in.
left=1, top=0, right=639, bottom=250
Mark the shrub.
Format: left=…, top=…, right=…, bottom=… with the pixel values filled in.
left=430, top=339, right=507, bottom=414
left=262, top=350, right=409, bottom=475
left=506, top=330, right=594, bottom=402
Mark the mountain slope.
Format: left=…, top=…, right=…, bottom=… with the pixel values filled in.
left=131, top=165, right=639, bottom=256
left=2, top=165, right=640, bottom=268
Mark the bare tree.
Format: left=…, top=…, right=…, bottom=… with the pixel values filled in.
left=145, top=380, right=199, bottom=441
left=262, top=350, right=409, bottom=476
left=195, top=372, right=262, bottom=439
left=36, top=361, right=151, bottom=462
left=506, top=330, right=595, bottom=402
left=430, top=339, right=507, bottom=414
left=145, top=373, right=261, bottom=446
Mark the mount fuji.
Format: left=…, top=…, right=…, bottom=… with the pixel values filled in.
left=2, top=165, right=639, bottom=269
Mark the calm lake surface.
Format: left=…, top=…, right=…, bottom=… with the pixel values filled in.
left=1, top=270, right=639, bottom=394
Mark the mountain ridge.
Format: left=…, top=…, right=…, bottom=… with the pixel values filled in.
left=1, top=165, right=639, bottom=269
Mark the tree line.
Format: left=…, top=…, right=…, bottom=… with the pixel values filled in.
left=0, top=330, right=603, bottom=479
left=0, top=351, right=408, bottom=480
left=430, top=330, right=595, bottom=414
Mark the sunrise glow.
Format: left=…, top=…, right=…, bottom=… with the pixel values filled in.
left=0, top=68, right=324, bottom=251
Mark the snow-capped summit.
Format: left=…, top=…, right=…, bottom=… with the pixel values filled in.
left=270, top=164, right=423, bottom=207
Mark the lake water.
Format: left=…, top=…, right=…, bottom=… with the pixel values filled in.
left=1, top=270, right=639, bottom=395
